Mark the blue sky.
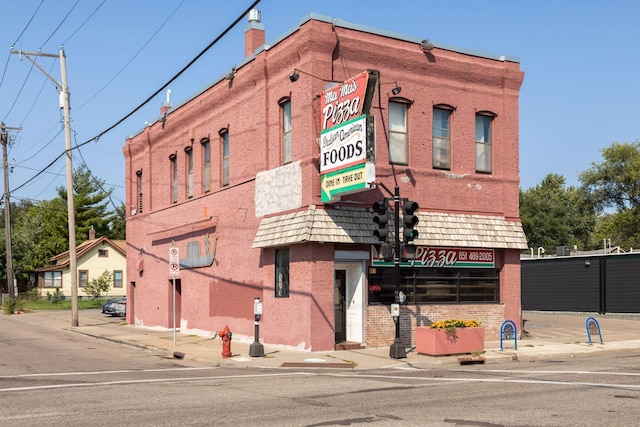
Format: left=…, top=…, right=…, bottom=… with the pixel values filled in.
left=1, top=0, right=639, bottom=209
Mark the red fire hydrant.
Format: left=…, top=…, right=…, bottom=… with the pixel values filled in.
left=217, top=325, right=233, bottom=358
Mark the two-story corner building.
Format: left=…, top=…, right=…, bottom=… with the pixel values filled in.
left=123, top=11, right=527, bottom=352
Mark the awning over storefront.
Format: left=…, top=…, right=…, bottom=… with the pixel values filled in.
left=252, top=205, right=528, bottom=250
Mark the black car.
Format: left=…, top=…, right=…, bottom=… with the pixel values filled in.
left=101, top=298, right=126, bottom=316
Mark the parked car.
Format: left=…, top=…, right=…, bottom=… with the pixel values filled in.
left=101, top=298, right=126, bottom=316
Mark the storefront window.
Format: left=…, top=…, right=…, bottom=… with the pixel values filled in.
left=368, top=267, right=499, bottom=304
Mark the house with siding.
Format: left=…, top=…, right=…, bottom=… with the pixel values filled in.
left=123, top=11, right=527, bottom=351
left=34, top=228, right=126, bottom=300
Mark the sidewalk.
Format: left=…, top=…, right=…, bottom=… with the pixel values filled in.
left=6, top=309, right=640, bottom=369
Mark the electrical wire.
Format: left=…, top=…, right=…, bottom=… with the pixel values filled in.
left=39, top=0, right=80, bottom=50
left=74, top=0, right=185, bottom=113
left=11, top=0, right=262, bottom=195
left=2, top=60, right=37, bottom=123
left=0, top=0, right=44, bottom=91
left=61, top=0, right=107, bottom=46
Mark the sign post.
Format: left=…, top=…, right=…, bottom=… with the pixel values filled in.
left=169, top=246, right=180, bottom=346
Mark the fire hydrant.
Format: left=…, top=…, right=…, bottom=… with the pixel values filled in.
left=217, top=325, right=233, bottom=358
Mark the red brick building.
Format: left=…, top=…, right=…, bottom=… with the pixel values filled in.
left=123, top=11, right=527, bottom=351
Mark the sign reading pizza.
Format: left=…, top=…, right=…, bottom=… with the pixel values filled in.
left=320, top=70, right=377, bottom=131
left=372, top=247, right=495, bottom=268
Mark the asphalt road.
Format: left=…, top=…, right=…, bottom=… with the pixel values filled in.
left=1, top=314, right=640, bottom=426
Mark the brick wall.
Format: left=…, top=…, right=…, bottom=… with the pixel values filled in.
left=366, top=304, right=505, bottom=348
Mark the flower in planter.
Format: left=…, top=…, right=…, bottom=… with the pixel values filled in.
left=428, top=319, right=481, bottom=337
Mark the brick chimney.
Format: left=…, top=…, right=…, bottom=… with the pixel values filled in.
left=244, top=9, right=265, bottom=58
left=89, top=225, right=96, bottom=240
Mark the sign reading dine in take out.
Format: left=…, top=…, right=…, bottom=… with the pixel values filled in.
left=319, top=70, right=378, bottom=202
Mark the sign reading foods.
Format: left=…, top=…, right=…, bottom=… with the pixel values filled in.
left=319, top=70, right=378, bottom=203
left=320, top=115, right=366, bottom=174
left=372, top=247, right=495, bottom=268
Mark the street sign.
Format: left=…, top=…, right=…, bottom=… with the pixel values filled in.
left=169, top=247, right=179, bottom=276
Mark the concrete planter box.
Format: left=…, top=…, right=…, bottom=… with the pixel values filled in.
left=416, top=327, right=485, bottom=356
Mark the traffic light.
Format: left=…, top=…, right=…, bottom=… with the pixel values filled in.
left=372, top=199, right=390, bottom=242
left=402, top=199, right=419, bottom=243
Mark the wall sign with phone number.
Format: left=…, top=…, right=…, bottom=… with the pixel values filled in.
left=372, top=247, right=495, bottom=268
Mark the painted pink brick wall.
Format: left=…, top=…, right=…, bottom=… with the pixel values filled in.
left=124, top=16, right=524, bottom=351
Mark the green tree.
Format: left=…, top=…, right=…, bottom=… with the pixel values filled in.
left=580, top=140, right=640, bottom=249
left=11, top=199, right=68, bottom=283
left=520, top=174, right=596, bottom=252
left=9, top=165, right=124, bottom=284
left=83, top=270, right=112, bottom=301
left=58, top=165, right=115, bottom=243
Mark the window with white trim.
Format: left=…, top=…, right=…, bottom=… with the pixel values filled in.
left=281, top=99, right=292, bottom=164
left=202, top=138, right=211, bottom=193
left=475, top=113, right=494, bottom=173
left=388, top=101, right=408, bottom=165
left=433, top=106, right=452, bottom=170
left=220, top=130, right=229, bottom=186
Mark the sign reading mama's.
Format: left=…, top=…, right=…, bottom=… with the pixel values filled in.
left=320, top=70, right=376, bottom=131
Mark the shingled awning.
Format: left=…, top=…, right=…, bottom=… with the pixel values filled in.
left=252, top=205, right=528, bottom=250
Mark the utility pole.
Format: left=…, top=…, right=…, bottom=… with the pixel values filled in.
left=2, top=123, right=21, bottom=299
left=11, top=47, right=78, bottom=326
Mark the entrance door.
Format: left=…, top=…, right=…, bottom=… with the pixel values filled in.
left=334, top=270, right=346, bottom=342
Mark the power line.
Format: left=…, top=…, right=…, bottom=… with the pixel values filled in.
left=0, top=0, right=44, bottom=91
left=11, top=0, right=263, bottom=194
left=61, top=0, right=107, bottom=46
left=74, top=0, right=186, bottom=113
left=38, top=0, right=80, bottom=50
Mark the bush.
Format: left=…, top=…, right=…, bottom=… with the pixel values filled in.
left=1, top=297, right=22, bottom=315
left=47, top=288, right=64, bottom=303
left=23, top=288, right=42, bottom=302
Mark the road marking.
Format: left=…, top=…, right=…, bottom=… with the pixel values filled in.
left=0, top=366, right=216, bottom=379
left=470, top=369, right=640, bottom=377
left=0, top=372, right=312, bottom=393
left=320, top=373, right=640, bottom=390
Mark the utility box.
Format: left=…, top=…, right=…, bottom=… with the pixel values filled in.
left=556, top=246, right=571, bottom=256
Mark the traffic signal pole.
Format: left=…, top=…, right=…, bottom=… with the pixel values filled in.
left=374, top=183, right=407, bottom=359
left=389, top=185, right=406, bottom=359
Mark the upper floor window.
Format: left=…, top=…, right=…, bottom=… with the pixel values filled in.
left=220, top=129, right=229, bottom=186
left=388, top=101, right=408, bottom=165
left=98, top=249, right=108, bottom=257
left=170, top=153, right=178, bottom=203
left=281, top=99, right=292, bottom=164
left=433, top=106, right=453, bottom=170
left=185, top=146, right=194, bottom=198
left=275, top=247, right=290, bottom=298
left=135, top=169, right=143, bottom=214
left=475, top=113, right=494, bottom=173
left=201, top=138, right=211, bottom=193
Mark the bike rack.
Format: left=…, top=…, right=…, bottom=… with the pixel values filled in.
left=586, top=316, right=603, bottom=345
left=500, top=319, right=517, bottom=350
